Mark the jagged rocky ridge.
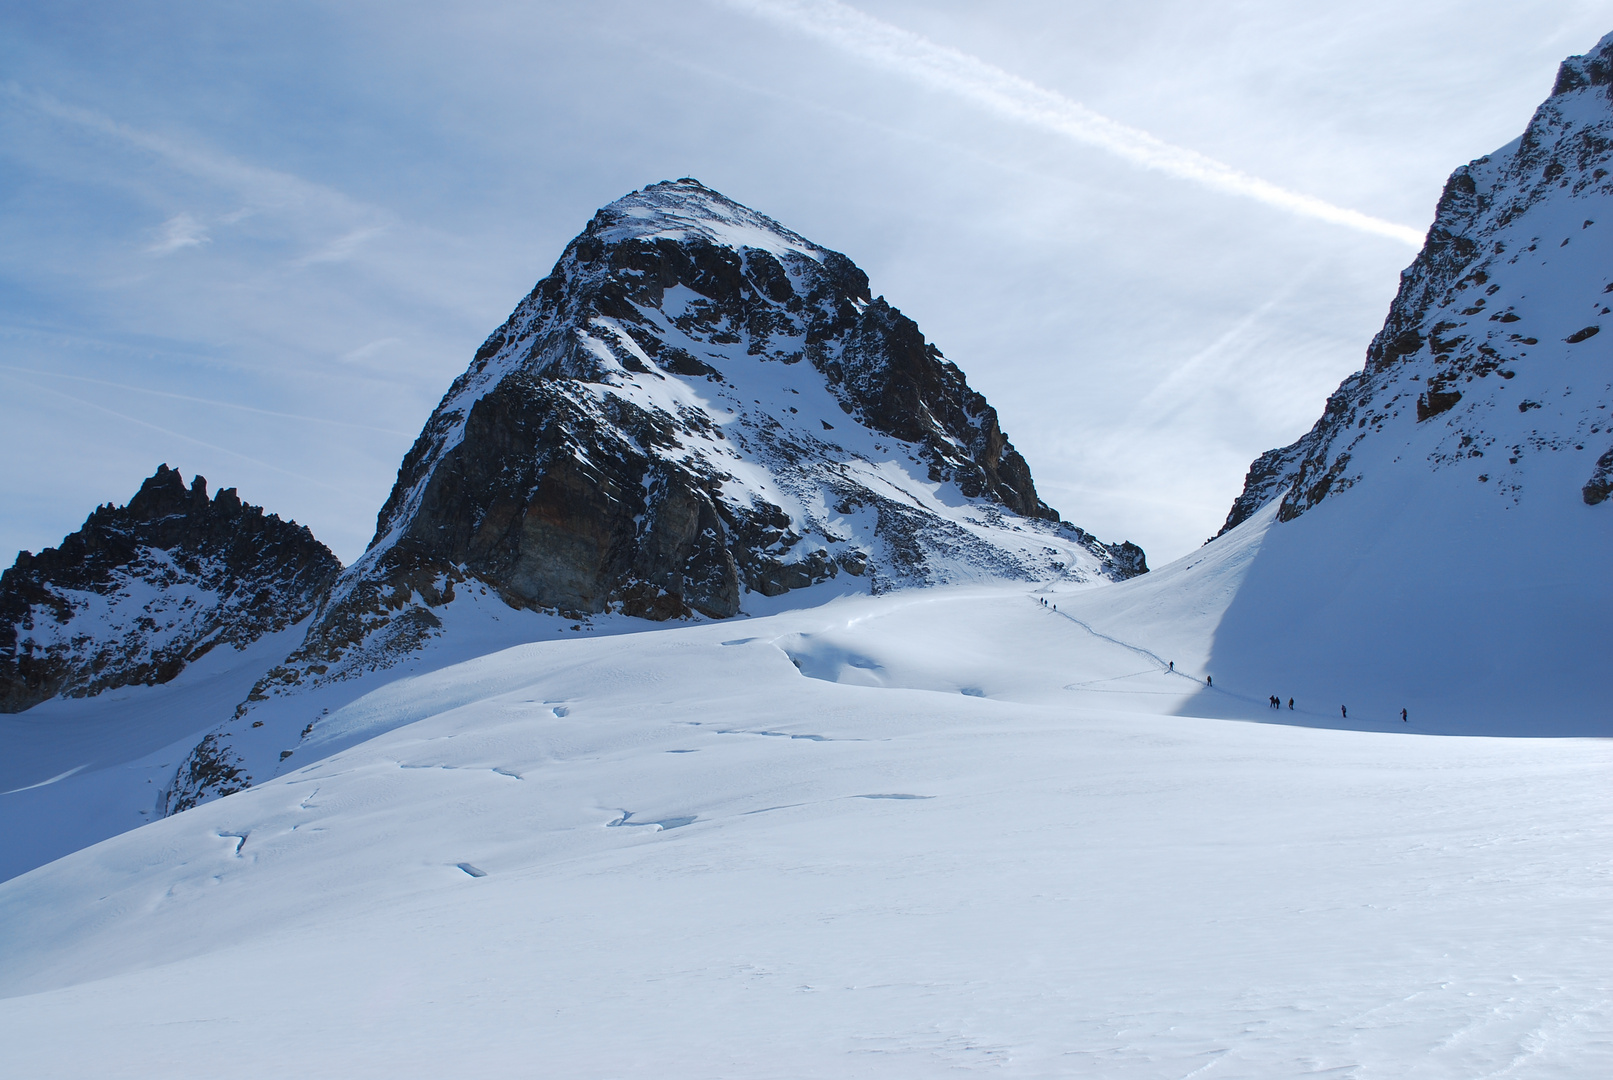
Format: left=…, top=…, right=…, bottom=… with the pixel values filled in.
left=0, top=466, right=341, bottom=713
left=1219, top=32, right=1613, bottom=535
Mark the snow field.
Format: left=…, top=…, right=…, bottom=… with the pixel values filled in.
left=1, top=582, right=1608, bottom=1078
left=0, top=619, right=311, bottom=882
left=1189, top=461, right=1612, bottom=735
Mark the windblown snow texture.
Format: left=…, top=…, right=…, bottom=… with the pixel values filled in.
left=0, top=466, right=340, bottom=714
left=4, top=579, right=1609, bottom=1077
left=1220, top=33, right=1613, bottom=533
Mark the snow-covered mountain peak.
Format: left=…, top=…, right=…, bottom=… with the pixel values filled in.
left=345, top=179, right=1142, bottom=622
left=1549, top=30, right=1613, bottom=97
left=1198, top=32, right=1612, bottom=730
left=586, top=178, right=829, bottom=262
left=164, top=180, right=1144, bottom=812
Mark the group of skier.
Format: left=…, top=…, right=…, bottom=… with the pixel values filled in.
left=1037, top=597, right=1410, bottom=724
left=1269, top=699, right=1408, bottom=723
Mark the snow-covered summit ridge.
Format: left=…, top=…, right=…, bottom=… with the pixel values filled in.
left=1550, top=30, right=1613, bottom=97
left=1220, top=31, right=1613, bottom=531
left=587, top=178, right=830, bottom=261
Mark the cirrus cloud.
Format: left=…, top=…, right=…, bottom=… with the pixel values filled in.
left=723, top=0, right=1427, bottom=246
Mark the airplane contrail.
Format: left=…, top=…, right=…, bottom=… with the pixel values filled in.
left=723, top=0, right=1426, bottom=247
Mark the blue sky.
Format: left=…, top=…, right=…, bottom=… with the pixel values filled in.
left=3, top=1, right=1610, bottom=565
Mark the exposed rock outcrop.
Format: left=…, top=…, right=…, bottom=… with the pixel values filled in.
left=0, top=465, right=341, bottom=712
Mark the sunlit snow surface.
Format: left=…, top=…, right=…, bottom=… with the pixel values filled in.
left=1, top=510, right=1609, bottom=1078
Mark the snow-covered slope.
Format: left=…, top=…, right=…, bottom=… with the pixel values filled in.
left=4, top=40, right=1611, bottom=1078
left=1, top=581, right=1608, bottom=1078
left=0, top=618, right=309, bottom=882
left=1202, top=34, right=1613, bottom=731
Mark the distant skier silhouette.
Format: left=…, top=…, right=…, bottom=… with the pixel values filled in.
left=1168, top=661, right=1173, bottom=672
left=1206, top=675, right=1212, bottom=687
left=1341, top=705, right=1347, bottom=720
left=1288, top=698, right=1294, bottom=710
left=1401, top=708, right=1408, bottom=723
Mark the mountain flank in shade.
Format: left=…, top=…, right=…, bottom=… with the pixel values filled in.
left=1195, top=33, right=1613, bottom=729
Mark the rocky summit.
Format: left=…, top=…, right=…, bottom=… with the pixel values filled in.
left=0, top=465, right=341, bottom=713
left=263, top=179, right=1143, bottom=687
left=1219, top=33, right=1613, bottom=535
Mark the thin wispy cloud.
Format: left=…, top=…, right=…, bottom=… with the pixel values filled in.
left=0, top=369, right=339, bottom=490
left=0, top=365, right=413, bottom=435
left=296, top=226, right=389, bottom=267
left=1133, top=266, right=1318, bottom=418
left=3, top=83, right=375, bottom=220
left=649, top=47, right=1130, bottom=205
left=3, top=81, right=395, bottom=267
left=724, top=0, right=1427, bottom=247
left=341, top=337, right=403, bottom=364
left=147, top=212, right=210, bottom=255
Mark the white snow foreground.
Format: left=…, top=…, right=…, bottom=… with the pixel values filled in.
left=1, top=518, right=1609, bottom=1078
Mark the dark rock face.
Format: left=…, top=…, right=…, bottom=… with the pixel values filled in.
left=1217, top=32, right=1613, bottom=536
left=0, top=465, right=342, bottom=713
left=255, top=179, right=1139, bottom=687
left=1584, top=447, right=1613, bottom=505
